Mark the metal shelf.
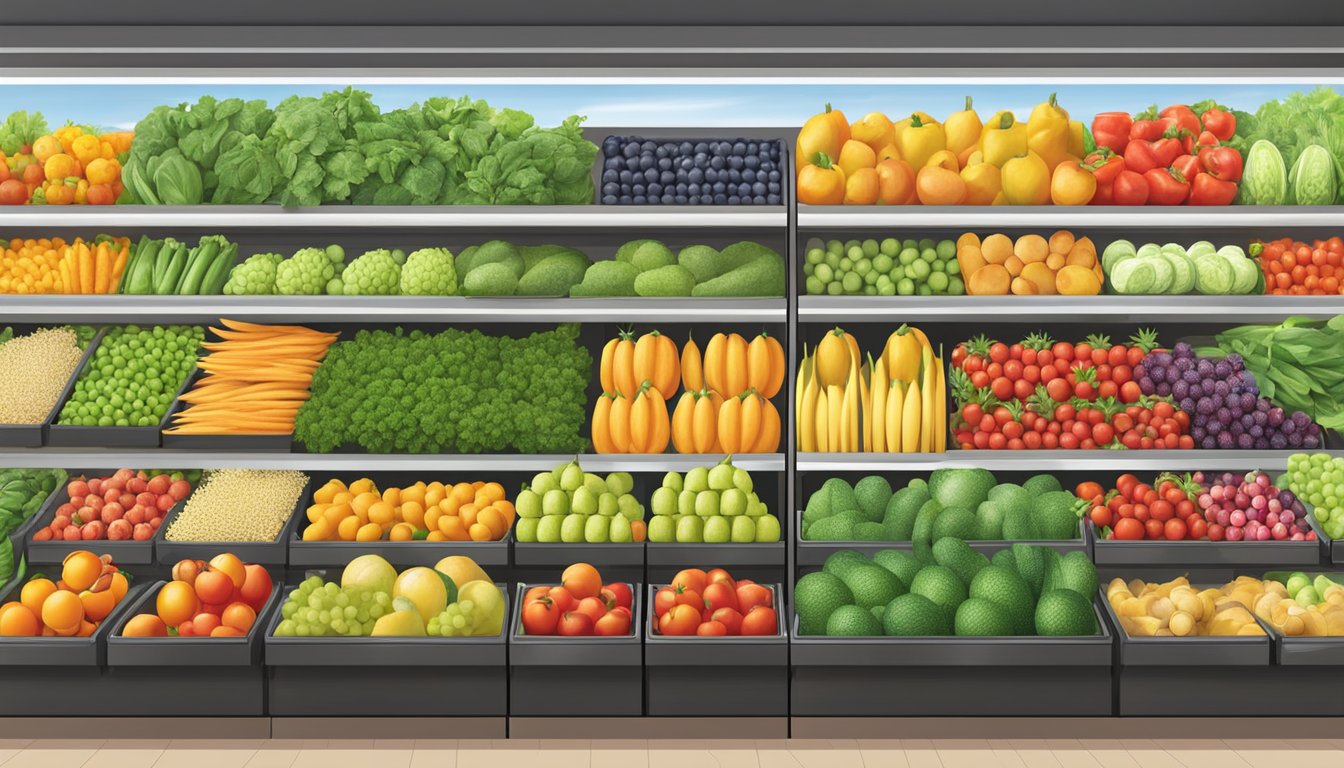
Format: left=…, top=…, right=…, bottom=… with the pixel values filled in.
left=795, top=451, right=1340, bottom=473
left=797, top=206, right=1344, bottom=229
left=0, top=450, right=786, bottom=473
left=0, top=205, right=786, bottom=230
left=0, top=296, right=786, bottom=324
left=797, top=295, right=1344, bottom=323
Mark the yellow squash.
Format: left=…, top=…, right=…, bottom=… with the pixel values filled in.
left=979, top=111, right=1027, bottom=168
left=1026, top=93, right=1073, bottom=172
left=895, top=114, right=946, bottom=172
left=944, top=96, right=983, bottom=156
left=1000, top=152, right=1052, bottom=206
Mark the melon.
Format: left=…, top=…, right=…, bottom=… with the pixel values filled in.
left=340, top=554, right=397, bottom=595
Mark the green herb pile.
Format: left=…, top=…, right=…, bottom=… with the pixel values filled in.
left=0, top=468, right=66, bottom=583
left=294, top=324, right=591, bottom=454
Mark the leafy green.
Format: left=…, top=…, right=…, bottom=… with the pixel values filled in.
left=1206, top=315, right=1344, bottom=431
left=1231, top=87, right=1344, bottom=202
left=0, top=111, right=48, bottom=156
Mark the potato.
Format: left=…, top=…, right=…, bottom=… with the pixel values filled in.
left=980, top=234, right=1013, bottom=264
left=1021, top=261, right=1058, bottom=295
left=1045, top=252, right=1066, bottom=271
left=1168, top=610, right=1196, bottom=637
left=956, top=232, right=981, bottom=251
left=1124, top=616, right=1165, bottom=637
left=957, top=245, right=987, bottom=278
left=1014, top=234, right=1049, bottom=263
left=967, top=264, right=1011, bottom=295
left=1048, top=230, right=1075, bottom=255
left=1004, top=254, right=1024, bottom=276
left=1150, top=597, right=1175, bottom=622
left=1118, top=595, right=1156, bottom=618
left=1301, top=610, right=1327, bottom=637
left=1010, top=276, right=1038, bottom=295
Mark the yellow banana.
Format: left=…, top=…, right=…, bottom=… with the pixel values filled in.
left=827, top=384, right=843, bottom=452
left=933, top=353, right=947, bottom=453
left=815, top=387, right=829, bottom=452
left=870, top=355, right=888, bottom=453
left=902, top=379, right=921, bottom=453
left=839, top=379, right=853, bottom=452
left=920, top=344, right=936, bottom=452
left=886, top=381, right=904, bottom=454
left=799, top=360, right=818, bottom=452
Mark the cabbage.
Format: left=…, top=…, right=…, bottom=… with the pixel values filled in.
left=1101, top=239, right=1136, bottom=274
left=1112, top=258, right=1156, bottom=294
left=1194, top=254, right=1235, bottom=294
left=1289, top=144, right=1337, bottom=206
left=1136, top=243, right=1163, bottom=260
left=1144, top=253, right=1174, bottom=293
left=1186, top=241, right=1217, bottom=259
left=1165, top=251, right=1196, bottom=294
left=1241, top=140, right=1288, bottom=206
left=1219, top=246, right=1260, bottom=295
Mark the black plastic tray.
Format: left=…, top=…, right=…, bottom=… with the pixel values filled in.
left=265, top=581, right=509, bottom=716
left=160, top=368, right=295, bottom=451
left=153, top=477, right=308, bottom=566
left=789, top=603, right=1114, bottom=717
left=645, top=541, right=786, bottom=569
left=0, top=328, right=101, bottom=448
left=24, top=480, right=157, bottom=566
left=1091, top=517, right=1325, bottom=568
left=796, top=510, right=1090, bottom=566
left=513, top=541, right=644, bottom=567
left=509, top=581, right=643, bottom=717
left=107, top=580, right=283, bottom=666
left=46, top=329, right=199, bottom=449
left=644, top=583, right=786, bottom=716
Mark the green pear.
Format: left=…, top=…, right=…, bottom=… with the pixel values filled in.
left=560, top=514, right=587, bottom=542
left=651, top=486, right=678, bottom=516
left=676, top=515, right=704, bottom=543
left=678, top=489, right=697, bottom=516
left=755, top=515, right=782, bottom=542
left=536, top=515, right=563, bottom=542
left=720, top=488, right=747, bottom=517
left=731, top=515, right=756, bottom=543
left=618, top=495, right=645, bottom=521
left=559, top=462, right=584, bottom=492
left=733, top=467, right=754, bottom=494
left=704, top=516, right=731, bottom=544
left=663, top=471, right=684, bottom=492
left=685, top=466, right=709, bottom=493
left=515, top=518, right=539, bottom=542
left=708, top=462, right=735, bottom=491
left=606, top=472, right=634, bottom=497
left=648, top=515, right=675, bottom=542
left=572, top=486, right=598, bottom=516
left=695, top=490, right=721, bottom=517
left=598, top=492, right=619, bottom=517
left=609, top=515, right=634, bottom=543
left=584, top=514, right=610, bottom=543
left=542, top=488, right=569, bottom=516
left=516, top=489, right=542, bottom=519
left=583, top=473, right=609, bottom=497
left=531, top=472, right=557, bottom=495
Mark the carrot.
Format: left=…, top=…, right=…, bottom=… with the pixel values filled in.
left=220, top=318, right=336, bottom=336
left=78, top=242, right=95, bottom=294
left=93, top=242, right=112, bottom=294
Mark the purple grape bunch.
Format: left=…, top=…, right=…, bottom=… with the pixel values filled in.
left=1193, top=471, right=1316, bottom=542
left=1136, top=342, right=1322, bottom=450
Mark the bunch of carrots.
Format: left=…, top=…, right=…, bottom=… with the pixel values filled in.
left=162, top=319, right=338, bottom=436
left=0, top=236, right=130, bottom=294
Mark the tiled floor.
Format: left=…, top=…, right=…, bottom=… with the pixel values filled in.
left=0, top=738, right=1339, bottom=767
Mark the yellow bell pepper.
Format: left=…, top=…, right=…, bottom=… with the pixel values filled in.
left=979, top=112, right=1026, bottom=168
left=797, top=152, right=847, bottom=205
left=892, top=111, right=937, bottom=146
left=1000, top=152, right=1051, bottom=206
left=850, top=112, right=896, bottom=154
left=960, top=162, right=1001, bottom=206
left=1026, top=93, right=1072, bottom=172
left=1067, top=120, right=1086, bottom=160
left=944, top=96, right=983, bottom=157
left=796, top=104, right=850, bottom=174
left=924, top=149, right=959, bottom=173
left=836, top=139, right=877, bottom=178
left=895, top=114, right=946, bottom=172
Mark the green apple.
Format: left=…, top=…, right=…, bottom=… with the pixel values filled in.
left=560, top=513, right=587, bottom=542
left=663, top=471, right=683, bottom=492
left=678, top=489, right=697, bottom=516
left=583, top=473, right=608, bottom=497
left=606, top=472, right=634, bottom=497
left=651, top=486, right=678, bottom=516
left=731, top=515, right=756, bottom=543
left=560, top=462, right=584, bottom=491
left=609, top=514, right=634, bottom=543
left=1287, top=572, right=1311, bottom=598
left=695, top=490, right=720, bottom=517
left=676, top=515, right=704, bottom=543
left=720, top=488, right=747, bottom=517
left=733, top=467, right=754, bottom=494
left=515, top=489, right=542, bottom=519
left=536, top=515, right=563, bottom=542
left=704, top=516, right=731, bottom=543
left=571, top=486, right=598, bottom=516
left=708, top=462, right=735, bottom=491
left=584, top=514, right=609, bottom=543
left=515, top=518, right=540, bottom=542
left=598, top=492, right=619, bottom=517
left=618, top=495, right=645, bottom=522
left=542, top=488, right=569, bottom=516
left=647, top=515, right=675, bottom=543
left=531, top=472, right=557, bottom=495
left=754, top=515, right=782, bottom=542
left=685, top=466, right=709, bottom=493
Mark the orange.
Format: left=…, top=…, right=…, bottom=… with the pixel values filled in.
left=210, top=626, right=245, bottom=637
left=79, top=588, right=118, bottom=622
left=478, top=482, right=505, bottom=503
left=399, top=501, right=425, bottom=530
left=468, top=523, right=493, bottom=541
left=367, top=501, right=395, bottom=526
left=0, top=604, right=39, bottom=636
left=477, top=507, right=508, bottom=540
left=355, top=523, right=382, bottom=542
left=156, top=581, right=199, bottom=627
left=209, top=553, right=246, bottom=589
left=451, top=483, right=475, bottom=503
left=221, top=603, right=256, bottom=633
left=438, top=515, right=468, bottom=541
left=62, top=551, right=103, bottom=592
left=389, top=523, right=414, bottom=542
left=40, top=590, right=84, bottom=635
left=381, top=486, right=401, bottom=507
left=75, top=620, right=96, bottom=637
left=337, top=516, right=362, bottom=541
left=122, top=614, right=168, bottom=637
left=458, top=503, right=480, bottom=529
left=20, top=578, right=58, bottom=616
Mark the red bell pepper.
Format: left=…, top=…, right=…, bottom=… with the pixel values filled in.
left=1124, top=141, right=1161, bottom=175
left=1130, top=107, right=1175, bottom=143
left=1197, top=145, right=1243, bottom=182
left=1092, top=112, right=1133, bottom=155
left=1160, top=105, right=1202, bottom=140
left=1200, top=108, right=1236, bottom=141
left=1144, top=167, right=1191, bottom=205
left=1151, top=137, right=1184, bottom=168
left=1112, top=170, right=1150, bottom=206
left=1084, top=149, right=1126, bottom=186
left=1172, top=153, right=1202, bottom=182
left=1188, top=172, right=1238, bottom=205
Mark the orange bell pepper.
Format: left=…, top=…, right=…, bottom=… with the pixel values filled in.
left=795, top=104, right=850, bottom=174
left=797, top=152, right=846, bottom=205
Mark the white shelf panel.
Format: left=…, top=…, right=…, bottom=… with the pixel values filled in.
left=797, top=295, right=1344, bottom=323
left=798, top=206, right=1344, bottom=229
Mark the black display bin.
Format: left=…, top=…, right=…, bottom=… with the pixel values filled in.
left=264, top=581, right=509, bottom=717
left=512, top=541, right=644, bottom=568
left=789, top=604, right=1115, bottom=717
left=509, top=582, right=643, bottom=717
left=1102, top=588, right=1281, bottom=715
left=1092, top=517, right=1326, bottom=568
left=160, top=369, right=294, bottom=451
left=25, top=480, right=157, bottom=566
left=643, top=583, right=787, bottom=716
left=0, top=327, right=100, bottom=448
left=104, top=580, right=282, bottom=715
left=0, top=579, right=148, bottom=715
left=153, top=478, right=308, bottom=567
left=46, top=329, right=198, bottom=449
left=796, top=510, right=1090, bottom=566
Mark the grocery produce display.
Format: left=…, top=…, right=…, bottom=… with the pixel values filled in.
left=958, top=231, right=1102, bottom=296
left=1253, top=237, right=1344, bottom=295
left=1227, top=87, right=1343, bottom=207
left=119, top=236, right=239, bottom=296
left=518, top=562, right=633, bottom=636
left=802, top=470, right=1083, bottom=543
left=1105, top=576, right=1265, bottom=637
left=650, top=567, right=778, bottom=636
left=0, top=326, right=93, bottom=424
left=120, top=553, right=273, bottom=637
left=795, top=539, right=1099, bottom=637
left=55, top=325, right=204, bottom=430
left=798, top=325, right=944, bottom=453
left=1, top=237, right=132, bottom=295
left=1255, top=572, right=1344, bottom=635
left=31, top=469, right=193, bottom=544
left=302, top=477, right=515, bottom=543
left=0, top=551, right=130, bottom=636
left=162, top=470, right=307, bottom=543
left=1285, top=452, right=1344, bottom=540
left=293, top=324, right=589, bottom=454
left=513, top=459, right=645, bottom=544
left=274, top=553, right=504, bottom=637
left=648, top=458, right=782, bottom=543
left=803, top=236, right=965, bottom=297
left=599, top=136, right=784, bottom=206
left=0, top=468, right=64, bottom=581
left=0, top=113, right=130, bottom=206
left=1101, top=240, right=1259, bottom=295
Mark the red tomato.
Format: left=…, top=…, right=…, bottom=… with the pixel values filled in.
left=702, top=582, right=739, bottom=613
left=1188, top=518, right=1209, bottom=540
left=0, top=179, right=27, bottom=205
left=653, top=587, right=677, bottom=617
left=522, top=598, right=560, bottom=636
left=736, top=583, right=774, bottom=613
left=671, top=568, right=708, bottom=595
left=705, top=568, right=736, bottom=589
left=1144, top=519, right=1165, bottom=539
left=575, top=596, right=607, bottom=624
left=711, top=607, right=744, bottom=635
left=557, top=611, right=595, bottom=637
left=239, top=565, right=273, bottom=612
left=696, top=620, right=729, bottom=636
left=1075, top=481, right=1104, bottom=502
left=1112, top=517, right=1144, bottom=540
left=561, top=563, right=602, bottom=599
left=740, top=606, right=778, bottom=636
left=1051, top=342, right=1074, bottom=362
left=672, top=585, right=703, bottom=610
left=658, top=604, right=701, bottom=636
left=595, top=610, right=631, bottom=636
left=989, top=342, right=1010, bottom=363
left=991, top=377, right=1014, bottom=401
left=1090, top=506, right=1113, bottom=528
left=1045, top=378, right=1072, bottom=403
left=1150, top=500, right=1174, bottom=522
left=602, top=582, right=633, bottom=610
left=193, top=570, right=234, bottom=605
left=1164, top=518, right=1188, bottom=541
left=1112, top=169, right=1149, bottom=205
left=548, top=586, right=576, bottom=614
left=191, top=612, right=222, bottom=635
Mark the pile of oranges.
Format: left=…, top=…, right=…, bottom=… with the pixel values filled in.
left=0, top=126, right=131, bottom=206
left=1255, top=237, right=1344, bottom=295
left=120, top=554, right=273, bottom=638
left=0, top=551, right=129, bottom=637
left=301, top=478, right=516, bottom=543
left=0, top=236, right=132, bottom=295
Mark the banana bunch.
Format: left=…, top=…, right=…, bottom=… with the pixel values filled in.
left=796, top=324, right=945, bottom=453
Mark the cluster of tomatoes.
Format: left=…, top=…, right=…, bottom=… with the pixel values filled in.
left=1089, top=103, right=1241, bottom=206
left=33, top=470, right=193, bottom=544
left=1253, top=237, right=1344, bottom=295
left=652, top=567, right=778, bottom=637
left=1076, top=474, right=1203, bottom=541
left=121, top=554, right=274, bottom=638
left=951, top=330, right=1194, bottom=450
left=520, top=563, right=633, bottom=637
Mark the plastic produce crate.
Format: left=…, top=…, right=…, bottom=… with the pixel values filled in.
left=643, top=584, right=787, bottom=716
left=45, top=330, right=197, bottom=449
left=512, top=541, right=644, bottom=568
left=0, top=578, right=147, bottom=715
left=24, top=481, right=155, bottom=566
left=153, top=478, right=308, bottom=567
left=508, top=582, right=643, bottom=717
left=1091, top=517, right=1325, bottom=568
left=0, top=328, right=100, bottom=448
left=795, top=510, right=1090, bottom=566
left=103, top=581, right=281, bottom=715
left=160, top=369, right=293, bottom=451
left=789, top=604, right=1114, bottom=717
left=1102, top=589, right=1277, bottom=715
left=264, top=581, right=509, bottom=717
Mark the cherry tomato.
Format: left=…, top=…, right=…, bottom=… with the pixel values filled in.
left=1163, top=518, right=1188, bottom=541
left=696, top=620, right=729, bottom=636
left=1090, top=506, right=1113, bottom=528
left=1144, top=519, right=1165, bottom=539
left=1150, top=500, right=1174, bottom=522
left=1076, top=481, right=1104, bottom=502
left=1188, top=518, right=1209, bottom=540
